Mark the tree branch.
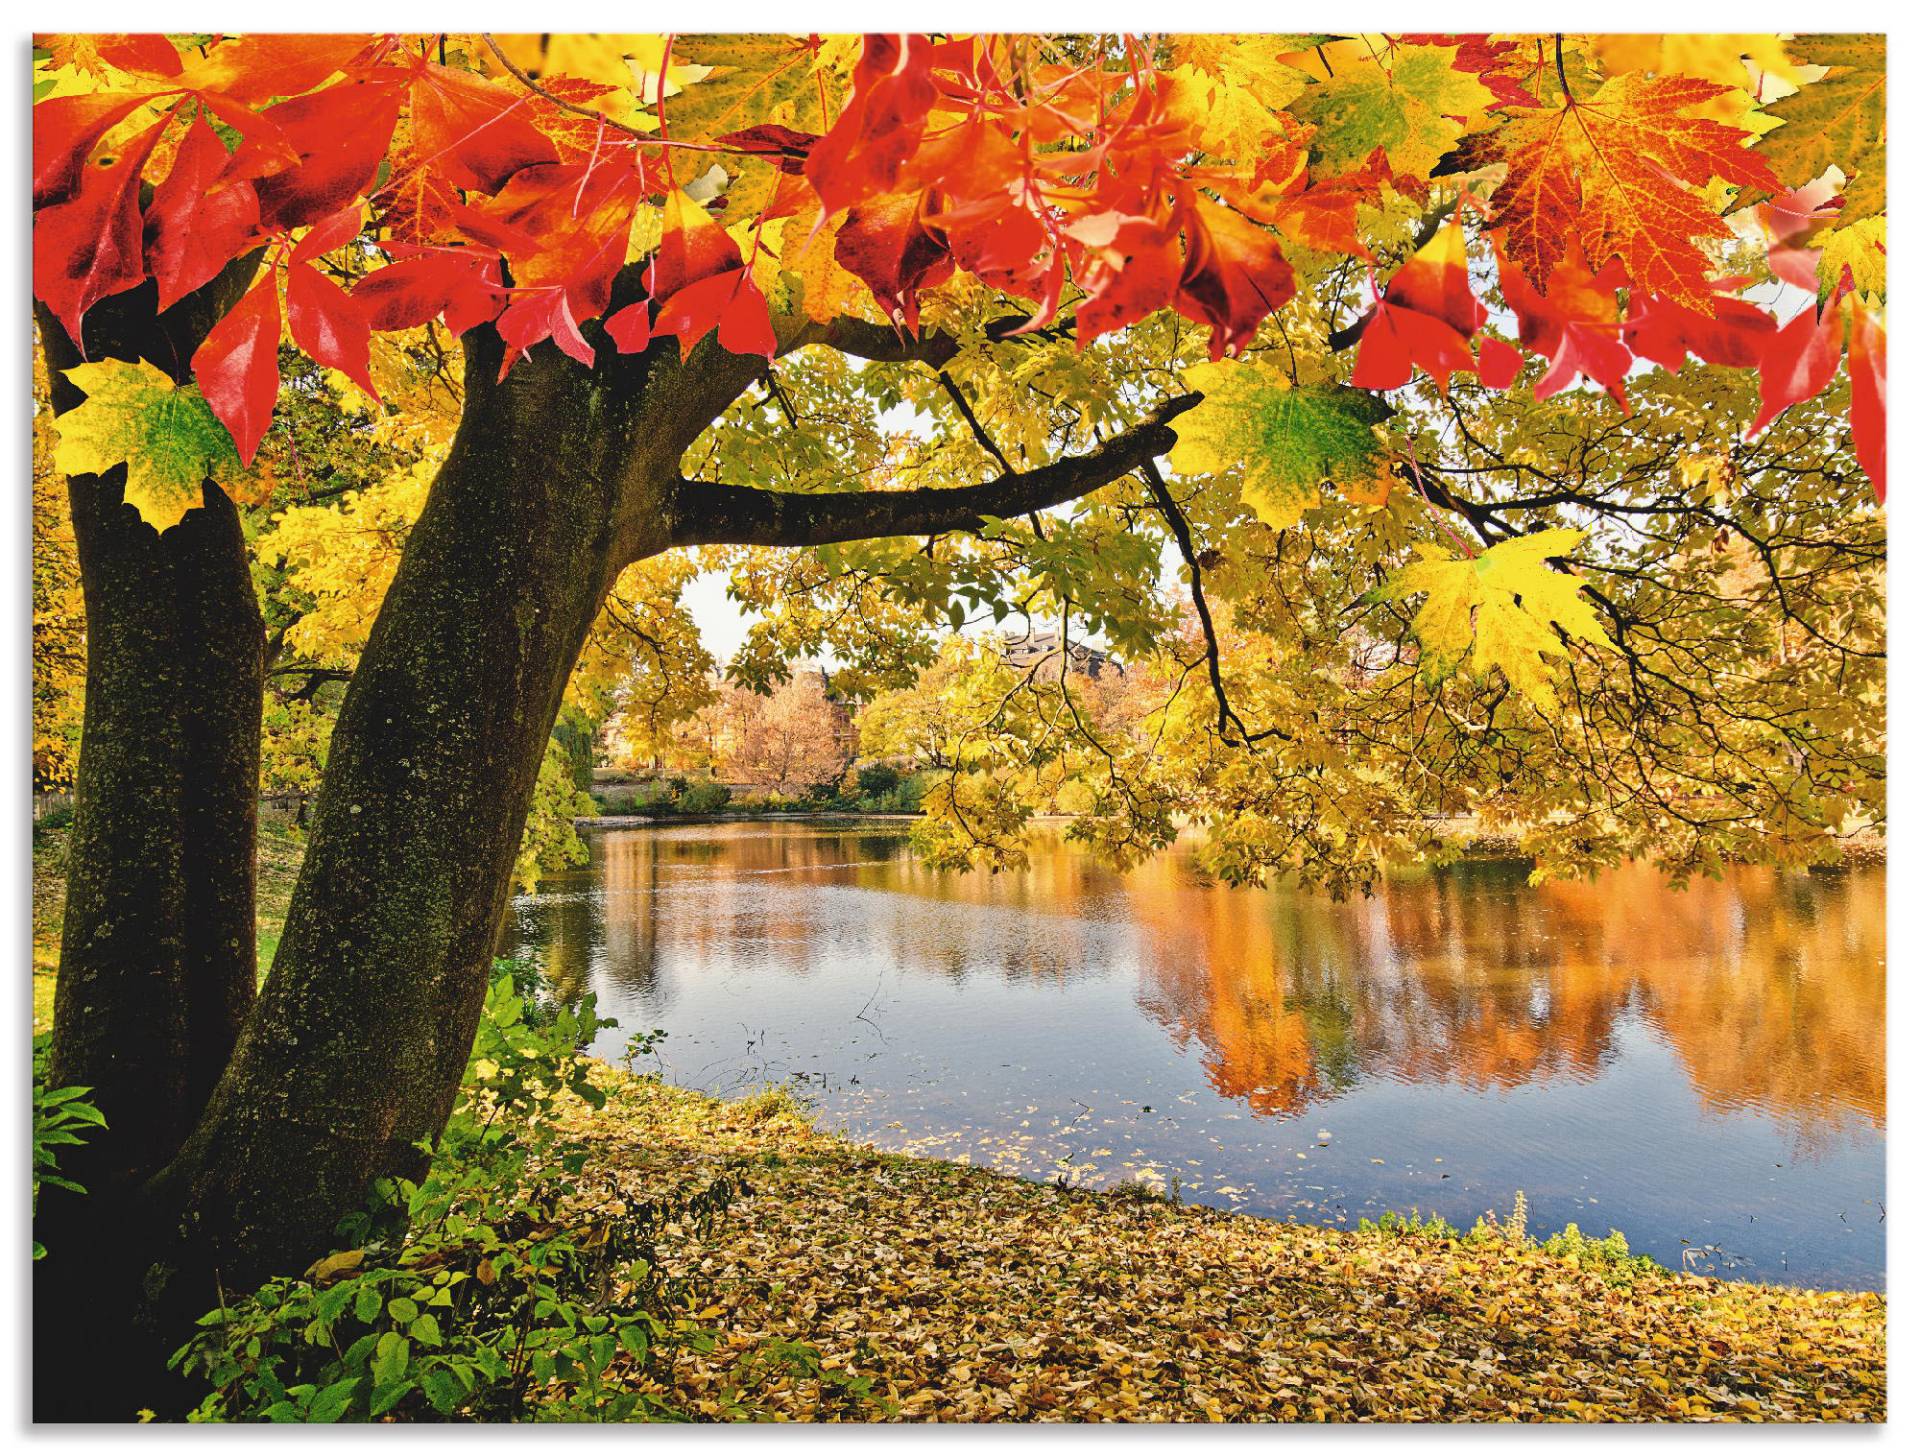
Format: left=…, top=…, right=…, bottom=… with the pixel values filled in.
left=780, top=309, right=1070, bottom=366
left=780, top=316, right=961, bottom=366
left=1140, top=459, right=1291, bottom=746
left=668, top=394, right=1200, bottom=549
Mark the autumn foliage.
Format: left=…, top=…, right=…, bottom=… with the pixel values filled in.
left=34, top=31, right=1886, bottom=514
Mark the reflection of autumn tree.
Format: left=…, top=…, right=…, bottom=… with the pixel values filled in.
left=1128, top=858, right=1883, bottom=1142
left=527, top=826, right=1880, bottom=1149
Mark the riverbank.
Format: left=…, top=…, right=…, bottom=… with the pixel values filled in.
left=570, top=809, right=1888, bottom=866
left=31, top=822, right=1886, bottom=1421
left=576, top=810, right=921, bottom=829
left=559, top=1067, right=1885, bottom=1421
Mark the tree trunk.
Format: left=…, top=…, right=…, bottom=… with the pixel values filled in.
left=34, top=273, right=265, bottom=1421
left=153, top=324, right=763, bottom=1300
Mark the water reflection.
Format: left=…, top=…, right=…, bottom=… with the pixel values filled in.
left=506, top=822, right=1884, bottom=1286
left=1130, top=857, right=1884, bottom=1144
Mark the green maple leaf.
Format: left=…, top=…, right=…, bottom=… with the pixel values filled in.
left=1170, top=360, right=1390, bottom=530
left=1739, top=34, right=1885, bottom=212
left=1379, top=528, right=1616, bottom=711
left=1292, top=43, right=1498, bottom=179
left=53, top=359, right=242, bottom=530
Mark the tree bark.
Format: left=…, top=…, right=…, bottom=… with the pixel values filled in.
left=34, top=271, right=266, bottom=1421
left=38, top=279, right=266, bottom=1187
left=152, top=321, right=767, bottom=1299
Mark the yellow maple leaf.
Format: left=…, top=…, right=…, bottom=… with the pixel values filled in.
left=781, top=215, right=871, bottom=324
left=52, top=360, right=243, bottom=531
left=1382, top=528, right=1615, bottom=711
left=1159, top=37, right=1310, bottom=163
left=1591, top=35, right=1798, bottom=121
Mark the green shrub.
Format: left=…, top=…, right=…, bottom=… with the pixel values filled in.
left=675, top=781, right=731, bottom=815
left=1541, top=1223, right=1661, bottom=1282
left=32, top=1033, right=105, bottom=1262
left=1356, top=1209, right=1462, bottom=1241
left=854, top=762, right=900, bottom=797
left=171, top=970, right=733, bottom=1422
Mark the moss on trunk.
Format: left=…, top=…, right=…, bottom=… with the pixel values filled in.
left=156, top=321, right=766, bottom=1299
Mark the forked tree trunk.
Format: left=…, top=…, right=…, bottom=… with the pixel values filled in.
left=148, top=323, right=764, bottom=1311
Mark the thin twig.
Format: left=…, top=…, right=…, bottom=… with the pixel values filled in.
left=1139, top=459, right=1290, bottom=746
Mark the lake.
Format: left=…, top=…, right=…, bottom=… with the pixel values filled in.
left=504, top=821, right=1885, bottom=1290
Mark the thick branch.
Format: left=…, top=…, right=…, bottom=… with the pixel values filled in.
left=780, top=315, right=962, bottom=366
left=780, top=310, right=1068, bottom=366
left=667, top=394, right=1199, bottom=549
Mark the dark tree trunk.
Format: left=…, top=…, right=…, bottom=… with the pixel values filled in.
left=37, top=272, right=1165, bottom=1419
left=151, top=322, right=765, bottom=1302
left=34, top=272, right=265, bottom=1421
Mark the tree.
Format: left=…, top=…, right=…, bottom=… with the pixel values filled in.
left=717, top=672, right=851, bottom=794
left=30, top=31, right=1885, bottom=1413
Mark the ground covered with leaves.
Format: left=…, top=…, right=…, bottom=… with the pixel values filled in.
left=558, top=1071, right=1885, bottom=1423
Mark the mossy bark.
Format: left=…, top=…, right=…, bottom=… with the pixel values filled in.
left=34, top=274, right=265, bottom=1421
left=154, top=323, right=765, bottom=1300
left=37, top=277, right=265, bottom=1189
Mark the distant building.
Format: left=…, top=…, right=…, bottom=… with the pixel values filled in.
left=998, top=627, right=1120, bottom=678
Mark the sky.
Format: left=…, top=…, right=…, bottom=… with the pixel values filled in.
left=683, top=570, right=757, bottom=666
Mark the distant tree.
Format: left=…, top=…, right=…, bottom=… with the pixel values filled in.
left=716, top=674, right=851, bottom=795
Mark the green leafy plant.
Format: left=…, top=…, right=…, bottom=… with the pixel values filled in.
left=32, top=1033, right=105, bottom=1262
left=170, top=971, right=734, bottom=1421
left=1357, top=1208, right=1463, bottom=1242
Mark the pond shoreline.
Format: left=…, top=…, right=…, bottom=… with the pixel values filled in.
left=516, top=820, right=1885, bottom=1293
left=571, top=809, right=1887, bottom=866
left=575, top=810, right=922, bottom=829
left=573, top=1068, right=1887, bottom=1421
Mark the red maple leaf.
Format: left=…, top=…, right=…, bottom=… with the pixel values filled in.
left=34, top=113, right=172, bottom=342
left=191, top=274, right=282, bottom=465
left=144, top=113, right=261, bottom=312
left=1849, top=305, right=1886, bottom=501
left=1352, top=226, right=1486, bottom=392
left=1461, top=74, right=1779, bottom=312
left=805, top=35, right=943, bottom=217
left=1499, top=250, right=1634, bottom=407
left=1749, top=296, right=1845, bottom=437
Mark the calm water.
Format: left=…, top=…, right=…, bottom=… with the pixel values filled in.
left=504, top=822, right=1885, bottom=1289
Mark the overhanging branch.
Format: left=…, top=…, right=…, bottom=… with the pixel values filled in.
left=668, top=394, right=1200, bottom=549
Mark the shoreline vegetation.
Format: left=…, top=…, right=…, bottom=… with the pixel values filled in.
left=568, top=811, right=1888, bottom=874
left=30, top=820, right=1886, bottom=1421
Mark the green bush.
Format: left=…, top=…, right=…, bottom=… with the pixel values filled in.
left=171, top=969, right=734, bottom=1422
left=675, top=781, right=731, bottom=815
left=32, top=1032, right=105, bottom=1262
left=1356, top=1208, right=1461, bottom=1242
left=1541, top=1223, right=1661, bottom=1282
left=854, top=762, right=900, bottom=797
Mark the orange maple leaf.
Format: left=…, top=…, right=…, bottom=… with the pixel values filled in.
left=1462, top=74, right=1779, bottom=312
